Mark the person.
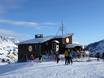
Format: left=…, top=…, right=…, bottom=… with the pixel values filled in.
left=64, top=49, right=69, bottom=65
left=68, top=49, right=73, bottom=64
left=38, top=54, right=42, bottom=62
left=76, top=50, right=81, bottom=59
left=102, top=52, right=104, bottom=61
left=71, top=49, right=77, bottom=59
left=55, top=51, right=60, bottom=63
left=30, top=54, right=34, bottom=60
left=96, top=52, right=100, bottom=61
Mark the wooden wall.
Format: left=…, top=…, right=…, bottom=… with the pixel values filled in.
left=18, top=36, right=72, bottom=62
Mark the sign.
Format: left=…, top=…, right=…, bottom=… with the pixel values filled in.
left=65, top=37, right=69, bottom=43
left=28, top=45, right=32, bottom=52
left=56, top=45, right=59, bottom=52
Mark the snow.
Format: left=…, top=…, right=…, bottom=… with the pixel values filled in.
left=0, top=58, right=104, bottom=78
left=86, top=40, right=104, bottom=56
left=0, top=35, right=18, bottom=63
left=0, top=34, right=104, bottom=78
left=18, top=36, right=53, bottom=44
left=18, top=33, right=72, bottom=44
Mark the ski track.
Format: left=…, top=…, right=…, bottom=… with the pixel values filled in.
left=0, top=60, right=104, bottom=78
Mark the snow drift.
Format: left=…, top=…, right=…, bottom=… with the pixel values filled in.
left=0, top=35, right=18, bottom=63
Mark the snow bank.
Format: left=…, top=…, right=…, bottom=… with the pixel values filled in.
left=0, top=35, right=18, bottom=64
left=0, top=58, right=104, bottom=78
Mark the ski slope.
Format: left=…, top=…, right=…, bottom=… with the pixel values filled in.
left=0, top=58, right=104, bottom=78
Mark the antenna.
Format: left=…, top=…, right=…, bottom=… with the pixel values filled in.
left=56, top=20, right=64, bottom=36
left=61, top=20, right=64, bottom=36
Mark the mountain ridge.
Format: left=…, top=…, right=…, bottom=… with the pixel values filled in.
left=86, top=39, right=104, bottom=56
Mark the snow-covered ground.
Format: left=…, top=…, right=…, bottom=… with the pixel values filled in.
left=0, top=58, right=104, bottom=78
left=0, top=35, right=18, bottom=63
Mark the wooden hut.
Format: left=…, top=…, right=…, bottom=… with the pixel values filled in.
left=17, top=34, right=73, bottom=62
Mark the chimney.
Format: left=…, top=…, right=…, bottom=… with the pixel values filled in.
left=35, top=34, right=43, bottom=38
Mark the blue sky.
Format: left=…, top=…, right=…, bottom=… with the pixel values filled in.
left=0, top=0, right=104, bottom=45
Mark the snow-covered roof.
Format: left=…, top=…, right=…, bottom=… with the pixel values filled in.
left=65, top=43, right=82, bottom=48
left=52, top=40, right=60, bottom=43
left=18, top=36, right=54, bottom=44
left=18, top=33, right=72, bottom=45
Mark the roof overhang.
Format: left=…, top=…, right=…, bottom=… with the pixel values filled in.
left=17, top=33, right=72, bottom=45
left=65, top=43, right=82, bottom=48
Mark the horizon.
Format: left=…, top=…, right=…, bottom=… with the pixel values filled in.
left=0, top=0, right=104, bottom=45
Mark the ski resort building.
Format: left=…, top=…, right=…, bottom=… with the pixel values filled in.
left=17, top=34, right=82, bottom=62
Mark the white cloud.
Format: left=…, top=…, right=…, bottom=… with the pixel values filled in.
left=0, top=19, right=39, bottom=27
left=0, top=19, right=57, bottom=27
left=42, top=22, right=56, bottom=25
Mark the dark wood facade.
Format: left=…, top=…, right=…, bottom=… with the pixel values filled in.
left=18, top=34, right=72, bottom=62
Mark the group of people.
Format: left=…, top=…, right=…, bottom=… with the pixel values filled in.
left=54, top=49, right=74, bottom=65
left=64, top=49, right=73, bottom=65
left=37, top=48, right=81, bottom=64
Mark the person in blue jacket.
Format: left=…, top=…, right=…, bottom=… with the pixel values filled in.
left=68, top=49, right=73, bottom=64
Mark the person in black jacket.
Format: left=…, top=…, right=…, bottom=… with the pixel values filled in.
left=96, top=53, right=100, bottom=61
left=55, top=51, right=60, bottom=63
left=102, top=52, right=104, bottom=61
left=38, top=52, right=42, bottom=62
left=68, top=49, right=73, bottom=64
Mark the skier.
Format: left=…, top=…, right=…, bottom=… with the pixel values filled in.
left=64, top=49, right=69, bottom=65
left=76, top=50, right=81, bottom=59
left=55, top=51, right=60, bottom=63
left=38, top=53, right=42, bottom=62
left=96, top=52, right=100, bottom=61
left=30, top=54, right=35, bottom=61
left=68, top=49, right=73, bottom=64
left=102, top=52, right=104, bottom=61
left=71, top=50, right=76, bottom=59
